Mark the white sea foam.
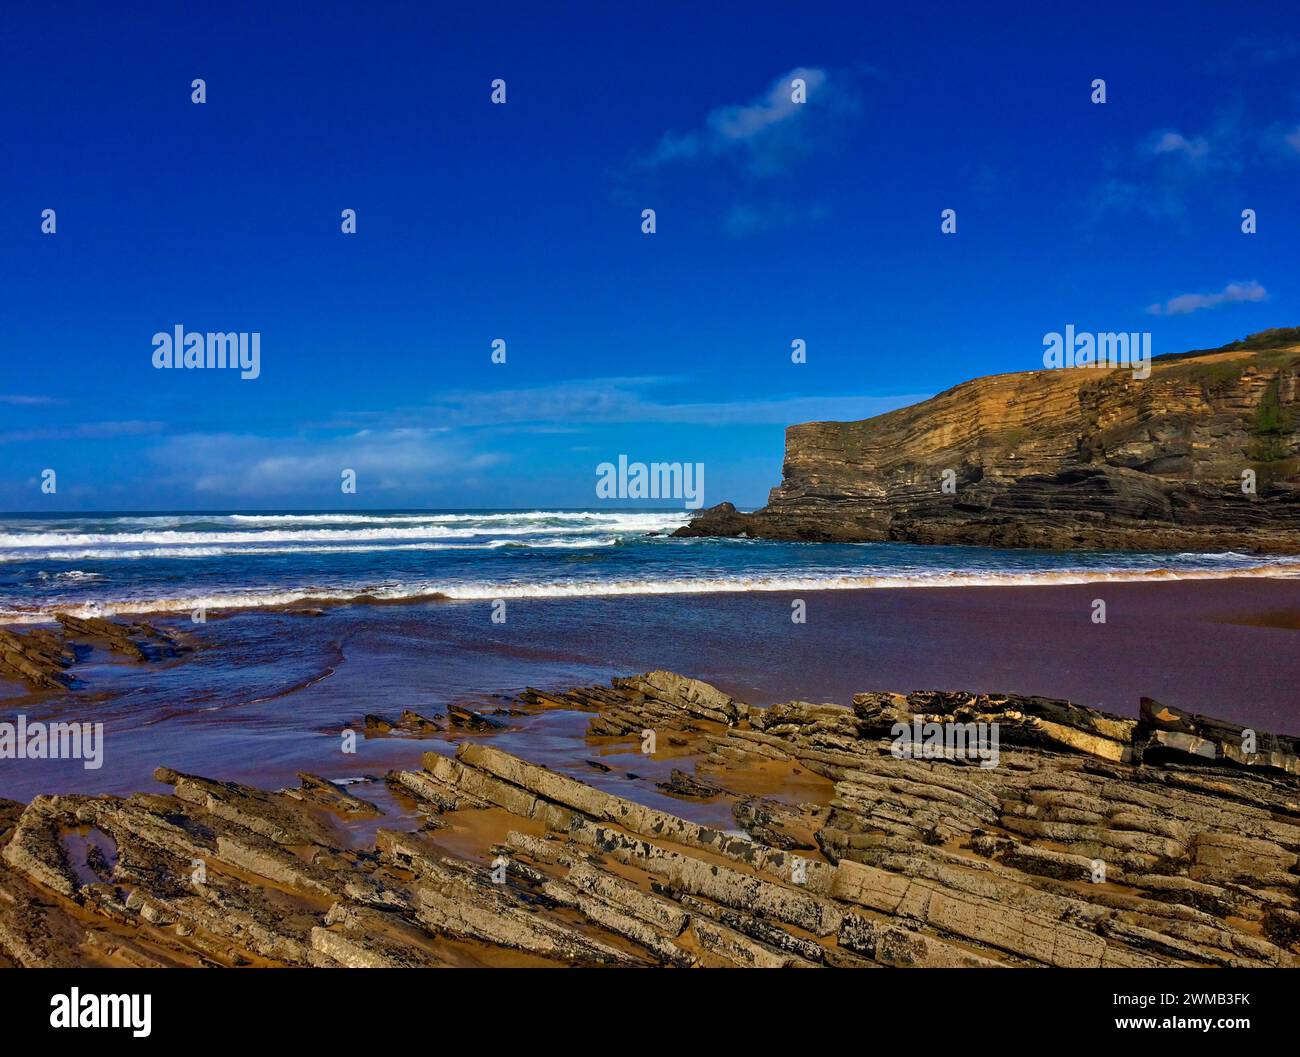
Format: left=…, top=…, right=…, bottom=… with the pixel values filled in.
left=0, top=537, right=623, bottom=563
left=4, top=561, right=1299, bottom=623
left=223, top=511, right=660, bottom=525
left=0, top=511, right=687, bottom=556
left=7, top=509, right=1299, bottom=624
left=35, top=570, right=106, bottom=582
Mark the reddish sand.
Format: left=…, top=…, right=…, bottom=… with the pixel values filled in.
left=1, top=576, right=1297, bottom=805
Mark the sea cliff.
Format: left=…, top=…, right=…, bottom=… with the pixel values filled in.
left=677, top=329, right=1300, bottom=552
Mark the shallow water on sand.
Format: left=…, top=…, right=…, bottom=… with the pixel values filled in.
left=2, top=577, right=1298, bottom=803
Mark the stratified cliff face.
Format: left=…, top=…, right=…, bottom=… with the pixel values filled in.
left=677, top=329, right=1300, bottom=552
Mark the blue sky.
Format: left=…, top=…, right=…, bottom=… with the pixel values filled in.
left=3, top=0, right=1299, bottom=511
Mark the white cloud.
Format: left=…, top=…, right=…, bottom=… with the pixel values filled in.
left=1146, top=280, right=1268, bottom=316
left=635, top=66, right=858, bottom=176
left=0, top=394, right=59, bottom=406
left=711, top=68, right=827, bottom=141
left=147, top=429, right=500, bottom=498
left=1151, top=131, right=1209, bottom=160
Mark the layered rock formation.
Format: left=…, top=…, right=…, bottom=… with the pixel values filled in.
left=676, top=328, right=1300, bottom=551
left=4, top=671, right=1298, bottom=968
left=0, top=615, right=190, bottom=691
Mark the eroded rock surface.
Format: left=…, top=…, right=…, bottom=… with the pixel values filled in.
left=0, top=628, right=73, bottom=690
left=2, top=672, right=1298, bottom=968
left=0, top=615, right=190, bottom=691
left=676, top=329, right=1300, bottom=552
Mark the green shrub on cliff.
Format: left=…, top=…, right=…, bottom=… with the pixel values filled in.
left=1247, top=376, right=1297, bottom=483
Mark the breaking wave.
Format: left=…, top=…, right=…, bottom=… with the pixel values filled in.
left=4, top=561, right=1300, bottom=623
left=0, top=510, right=688, bottom=561
left=6, top=509, right=1300, bottom=625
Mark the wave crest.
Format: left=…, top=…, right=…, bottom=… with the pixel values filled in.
left=4, top=562, right=1299, bottom=623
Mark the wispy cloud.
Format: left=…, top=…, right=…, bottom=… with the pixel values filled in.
left=0, top=420, right=164, bottom=444
left=1146, top=280, right=1267, bottom=316
left=336, top=377, right=925, bottom=430
left=0, top=394, right=60, bottom=406
left=1209, top=34, right=1300, bottom=70
left=1113, top=103, right=1300, bottom=194
left=633, top=66, right=861, bottom=177
left=1092, top=112, right=1244, bottom=219
left=147, top=429, right=500, bottom=498
left=1151, top=130, right=1210, bottom=161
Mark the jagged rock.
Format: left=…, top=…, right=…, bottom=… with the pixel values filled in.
left=56, top=614, right=187, bottom=662
left=153, top=766, right=338, bottom=846
left=690, top=916, right=815, bottom=968
left=613, top=670, right=747, bottom=725
left=399, top=710, right=441, bottom=735
left=286, top=774, right=383, bottom=816
left=375, top=828, right=640, bottom=965
left=447, top=704, right=507, bottom=730
left=0, top=617, right=192, bottom=690
left=1140, top=697, right=1300, bottom=775
left=675, top=891, right=833, bottom=965
left=542, top=876, right=697, bottom=966
left=386, top=766, right=487, bottom=813
left=312, top=904, right=443, bottom=968
left=361, top=710, right=442, bottom=737
left=838, top=912, right=1007, bottom=968
left=656, top=768, right=723, bottom=798
left=854, top=689, right=1137, bottom=763
left=3, top=671, right=1299, bottom=969
left=733, top=797, right=817, bottom=850
left=0, top=628, right=73, bottom=690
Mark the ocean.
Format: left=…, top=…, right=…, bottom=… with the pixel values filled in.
left=3, top=509, right=1299, bottom=622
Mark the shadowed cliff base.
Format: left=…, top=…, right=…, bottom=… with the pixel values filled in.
left=4, top=671, right=1300, bottom=968
left=678, top=328, right=1300, bottom=552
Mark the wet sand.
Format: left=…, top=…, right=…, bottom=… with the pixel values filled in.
left=1, top=576, right=1298, bottom=804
